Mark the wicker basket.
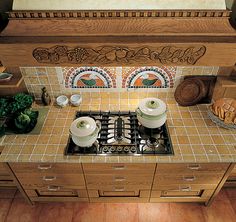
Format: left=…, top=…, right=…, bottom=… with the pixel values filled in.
left=207, top=106, right=236, bottom=130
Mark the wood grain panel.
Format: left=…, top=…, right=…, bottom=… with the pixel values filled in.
left=83, top=163, right=155, bottom=174
left=0, top=42, right=235, bottom=67
left=85, top=174, right=153, bottom=189
left=150, top=189, right=214, bottom=203
left=2, top=18, right=235, bottom=37
left=10, top=163, right=83, bottom=174
left=153, top=174, right=223, bottom=187
left=156, top=163, right=229, bottom=174
left=15, top=173, right=86, bottom=189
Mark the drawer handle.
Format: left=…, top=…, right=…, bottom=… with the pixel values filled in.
left=187, top=164, right=201, bottom=170
left=180, top=187, right=192, bottom=192
left=114, top=177, right=126, bottom=181
left=112, top=166, right=126, bottom=170
left=183, top=176, right=196, bottom=181
left=114, top=187, right=125, bottom=192
left=47, top=186, right=60, bottom=191
left=43, top=176, right=56, bottom=181
left=38, top=165, right=52, bottom=170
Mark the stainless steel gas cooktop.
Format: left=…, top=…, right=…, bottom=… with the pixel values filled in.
left=64, top=111, right=174, bottom=156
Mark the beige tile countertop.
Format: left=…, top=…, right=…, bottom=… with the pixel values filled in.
left=0, top=94, right=236, bottom=164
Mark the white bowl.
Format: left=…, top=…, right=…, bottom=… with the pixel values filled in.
left=56, top=95, right=68, bottom=107
left=70, top=94, right=82, bottom=106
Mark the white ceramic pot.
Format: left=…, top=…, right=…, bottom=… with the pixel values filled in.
left=69, top=117, right=101, bottom=147
left=70, top=94, right=82, bottom=106
left=56, top=95, right=68, bottom=107
left=136, top=98, right=167, bottom=128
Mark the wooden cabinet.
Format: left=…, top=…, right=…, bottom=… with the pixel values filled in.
left=150, top=163, right=230, bottom=204
left=0, top=146, right=16, bottom=187
left=224, top=165, right=236, bottom=187
left=0, top=162, right=16, bottom=187
left=83, top=163, right=155, bottom=202
left=7, top=162, right=233, bottom=204
left=9, top=163, right=88, bottom=202
left=0, top=67, right=27, bottom=96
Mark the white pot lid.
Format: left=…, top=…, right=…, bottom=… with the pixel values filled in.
left=70, top=116, right=96, bottom=137
left=138, top=98, right=166, bottom=116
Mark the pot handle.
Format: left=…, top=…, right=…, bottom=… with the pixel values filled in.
left=95, top=121, right=101, bottom=133
left=136, top=108, right=142, bottom=117
left=69, top=129, right=73, bottom=136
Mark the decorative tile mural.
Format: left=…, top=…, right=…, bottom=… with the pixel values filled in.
left=122, top=66, right=176, bottom=88
left=63, top=67, right=116, bottom=88
left=20, top=66, right=218, bottom=99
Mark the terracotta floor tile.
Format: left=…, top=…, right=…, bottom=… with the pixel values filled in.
left=169, top=203, right=205, bottom=222
left=6, top=198, right=42, bottom=222
left=38, top=202, right=74, bottom=222
left=202, top=190, right=236, bottom=222
left=105, top=203, right=138, bottom=222
left=0, top=199, right=12, bottom=222
left=0, top=188, right=17, bottom=199
left=72, top=203, right=105, bottom=222
left=138, top=203, right=171, bottom=222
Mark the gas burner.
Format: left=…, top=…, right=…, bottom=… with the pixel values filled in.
left=138, top=125, right=163, bottom=139
left=64, top=111, right=174, bottom=156
left=69, top=140, right=99, bottom=155
left=146, top=137, right=160, bottom=148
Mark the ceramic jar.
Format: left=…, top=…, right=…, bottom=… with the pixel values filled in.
left=69, top=117, right=101, bottom=147
left=136, top=97, right=167, bottom=128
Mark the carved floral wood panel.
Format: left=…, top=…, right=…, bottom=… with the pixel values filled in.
left=32, top=45, right=206, bottom=66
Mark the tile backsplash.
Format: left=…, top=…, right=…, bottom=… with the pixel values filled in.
left=20, top=66, right=219, bottom=100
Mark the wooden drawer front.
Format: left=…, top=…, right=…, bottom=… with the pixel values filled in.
left=83, top=163, right=155, bottom=174
left=0, top=163, right=15, bottom=187
left=25, top=188, right=88, bottom=202
left=10, top=163, right=83, bottom=174
left=153, top=174, right=223, bottom=187
left=89, top=189, right=149, bottom=198
left=26, top=187, right=87, bottom=198
left=0, top=175, right=15, bottom=186
left=88, top=190, right=150, bottom=202
left=156, top=163, right=229, bottom=175
left=0, top=163, right=9, bottom=174
left=230, top=166, right=236, bottom=176
left=86, top=174, right=153, bottom=189
left=86, top=184, right=151, bottom=192
left=224, top=165, right=236, bottom=187
left=150, top=189, right=214, bottom=203
left=156, top=184, right=217, bottom=191
left=16, top=173, right=85, bottom=189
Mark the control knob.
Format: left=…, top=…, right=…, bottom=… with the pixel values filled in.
left=117, top=146, right=123, bottom=153
left=103, top=146, right=109, bottom=153
left=130, top=146, right=136, bottom=153
left=124, top=146, right=129, bottom=153
left=110, top=147, right=116, bottom=153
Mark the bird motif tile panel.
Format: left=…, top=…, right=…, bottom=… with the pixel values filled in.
left=122, top=66, right=176, bottom=88
left=63, top=67, right=116, bottom=88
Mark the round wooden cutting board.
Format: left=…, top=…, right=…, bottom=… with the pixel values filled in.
left=174, top=78, right=207, bottom=106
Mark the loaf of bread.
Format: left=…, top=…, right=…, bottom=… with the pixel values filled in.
left=210, top=98, right=236, bottom=124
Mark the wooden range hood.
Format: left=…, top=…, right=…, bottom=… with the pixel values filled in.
left=0, top=0, right=236, bottom=67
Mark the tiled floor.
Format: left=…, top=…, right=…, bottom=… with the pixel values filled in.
left=0, top=188, right=236, bottom=222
